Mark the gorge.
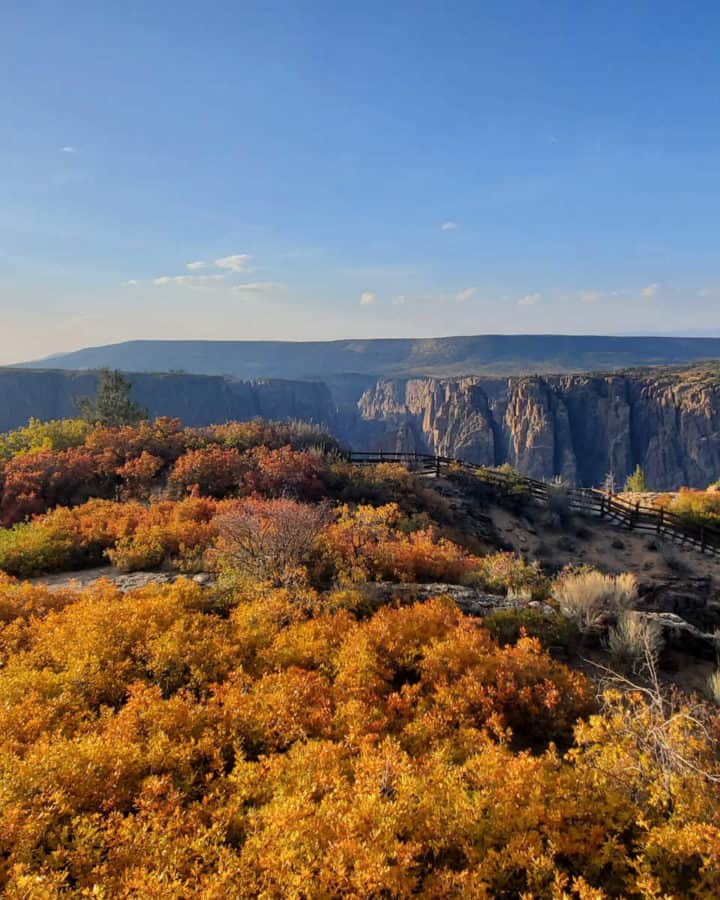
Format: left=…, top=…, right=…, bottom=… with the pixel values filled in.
left=2, top=364, right=720, bottom=490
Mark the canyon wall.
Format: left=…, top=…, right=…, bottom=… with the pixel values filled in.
left=3, top=367, right=720, bottom=489
left=350, top=373, right=720, bottom=490
left=0, top=369, right=337, bottom=433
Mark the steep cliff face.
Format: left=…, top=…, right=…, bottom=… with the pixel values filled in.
left=353, top=372, right=720, bottom=489
left=0, top=369, right=338, bottom=433
left=3, top=366, right=720, bottom=489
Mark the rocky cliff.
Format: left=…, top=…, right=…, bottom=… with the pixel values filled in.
left=3, top=365, right=720, bottom=489
left=0, top=369, right=338, bottom=433
left=350, top=369, right=720, bottom=489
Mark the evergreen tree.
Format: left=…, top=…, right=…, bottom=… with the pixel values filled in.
left=76, top=369, right=147, bottom=427
left=624, top=464, right=647, bottom=493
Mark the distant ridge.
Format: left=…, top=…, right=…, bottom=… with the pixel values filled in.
left=14, top=334, right=720, bottom=379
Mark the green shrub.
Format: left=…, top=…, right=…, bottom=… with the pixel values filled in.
left=0, top=418, right=92, bottom=461
left=0, top=510, right=88, bottom=577
left=469, top=552, right=549, bottom=600
left=483, top=607, right=579, bottom=654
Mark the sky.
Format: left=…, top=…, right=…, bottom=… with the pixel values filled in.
left=2, top=1, right=720, bottom=364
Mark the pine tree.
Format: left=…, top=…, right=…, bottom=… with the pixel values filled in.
left=76, top=369, right=147, bottom=427
left=624, top=464, right=647, bottom=493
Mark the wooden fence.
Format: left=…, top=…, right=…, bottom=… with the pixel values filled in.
left=347, top=451, right=720, bottom=557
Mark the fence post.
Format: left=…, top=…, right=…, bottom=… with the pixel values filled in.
left=629, top=501, right=640, bottom=530
left=657, top=507, right=663, bottom=535
left=379, top=449, right=384, bottom=462
left=435, top=456, right=441, bottom=477
left=599, top=495, right=605, bottom=518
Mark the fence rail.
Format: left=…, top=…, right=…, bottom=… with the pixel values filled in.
left=346, top=451, right=720, bottom=557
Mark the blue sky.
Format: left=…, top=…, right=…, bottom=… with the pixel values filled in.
left=2, top=1, right=720, bottom=363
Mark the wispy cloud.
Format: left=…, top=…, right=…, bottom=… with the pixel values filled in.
left=232, top=282, right=281, bottom=294
left=641, top=283, right=659, bottom=298
left=186, top=261, right=206, bottom=271
left=60, top=146, right=76, bottom=154
left=121, top=279, right=138, bottom=287
left=154, top=274, right=225, bottom=287
left=440, top=221, right=458, bottom=231
left=392, top=295, right=407, bottom=306
left=360, top=291, right=376, bottom=306
left=456, top=287, right=476, bottom=303
left=577, top=290, right=604, bottom=305
left=215, top=254, right=251, bottom=272
left=518, top=292, right=541, bottom=306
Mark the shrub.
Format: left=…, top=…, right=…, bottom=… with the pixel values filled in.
left=0, top=576, right=718, bottom=896
left=327, top=462, right=451, bottom=522
left=668, top=489, right=720, bottom=527
left=482, top=607, right=579, bottom=653
left=624, top=464, right=648, bottom=493
left=319, top=503, right=481, bottom=585
left=168, top=447, right=246, bottom=498
left=214, top=498, right=331, bottom=588
left=0, top=497, right=226, bottom=577
left=0, top=447, right=115, bottom=525
left=553, top=568, right=637, bottom=631
left=0, top=508, right=88, bottom=577
left=470, top=552, right=548, bottom=599
left=242, top=445, right=327, bottom=501
left=84, top=416, right=188, bottom=465
left=607, top=611, right=663, bottom=673
left=0, top=572, right=82, bottom=624
left=709, top=670, right=720, bottom=706
left=0, top=418, right=92, bottom=461
left=117, top=451, right=164, bottom=499
left=546, top=477, right=574, bottom=526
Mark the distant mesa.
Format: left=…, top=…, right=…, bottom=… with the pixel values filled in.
left=13, top=334, right=720, bottom=380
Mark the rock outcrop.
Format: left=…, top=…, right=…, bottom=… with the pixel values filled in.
left=350, top=370, right=720, bottom=489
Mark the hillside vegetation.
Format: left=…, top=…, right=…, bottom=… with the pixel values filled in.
left=0, top=417, right=719, bottom=896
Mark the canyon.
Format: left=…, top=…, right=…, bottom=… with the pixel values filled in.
left=2, top=364, right=720, bottom=490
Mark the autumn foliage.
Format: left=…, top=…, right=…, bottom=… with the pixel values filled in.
left=1, top=418, right=720, bottom=895
left=0, top=575, right=717, bottom=896
left=0, top=417, right=338, bottom=526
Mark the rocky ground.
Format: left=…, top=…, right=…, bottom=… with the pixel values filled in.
left=30, top=567, right=214, bottom=593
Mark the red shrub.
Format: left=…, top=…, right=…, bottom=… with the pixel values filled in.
left=243, top=446, right=327, bottom=500
left=0, top=449, right=116, bottom=526
left=117, top=452, right=164, bottom=499
left=168, top=448, right=246, bottom=498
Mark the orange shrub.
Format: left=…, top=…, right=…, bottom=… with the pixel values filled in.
left=669, top=488, right=720, bottom=527
left=0, top=497, right=228, bottom=577
left=0, top=578, right=717, bottom=897
left=320, top=503, right=480, bottom=584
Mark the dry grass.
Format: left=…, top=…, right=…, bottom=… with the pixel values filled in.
left=709, top=670, right=720, bottom=707
left=553, top=569, right=637, bottom=631
left=608, top=611, right=663, bottom=673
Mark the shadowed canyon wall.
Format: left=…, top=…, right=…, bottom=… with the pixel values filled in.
left=2, top=367, right=720, bottom=489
